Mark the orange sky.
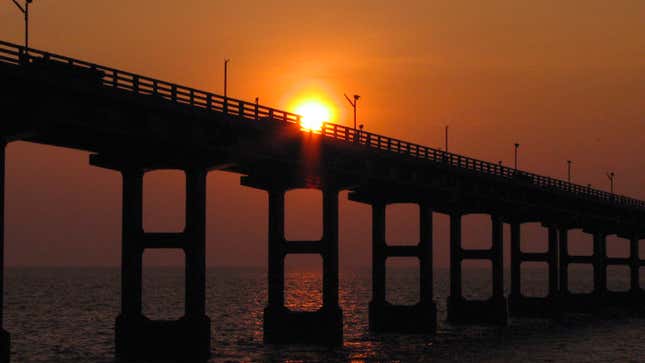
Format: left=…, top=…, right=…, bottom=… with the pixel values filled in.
left=0, top=0, right=643, bottom=267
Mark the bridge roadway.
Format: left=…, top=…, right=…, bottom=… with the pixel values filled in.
left=0, top=40, right=644, bottom=361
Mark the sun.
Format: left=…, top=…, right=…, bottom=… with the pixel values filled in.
left=294, top=100, right=331, bottom=131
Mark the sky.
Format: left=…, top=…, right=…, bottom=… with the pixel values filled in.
left=0, top=0, right=643, bottom=268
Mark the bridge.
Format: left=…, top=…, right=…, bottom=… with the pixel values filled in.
left=0, top=40, right=643, bottom=361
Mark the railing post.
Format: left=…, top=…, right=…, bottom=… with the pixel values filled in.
left=206, top=94, right=212, bottom=109
left=113, top=70, right=119, bottom=88
left=133, top=76, right=139, bottom=93
left=153, top=81, right=158, bottom=95
left=239, top=101, right=245, bottom=117
left=171, top=85, right=177, bottom=102
left=255, top=102, right=259, bottom=120
left=189, top=90, right=194, bottom=106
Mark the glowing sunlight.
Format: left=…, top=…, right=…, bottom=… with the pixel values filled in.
left=294, top=99, right=333, bottom=131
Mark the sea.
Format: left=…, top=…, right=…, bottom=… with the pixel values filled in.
left=4, top=266, right=645, bottom=362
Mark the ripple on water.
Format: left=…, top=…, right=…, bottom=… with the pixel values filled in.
left=4, top=267, right=645, bottom=362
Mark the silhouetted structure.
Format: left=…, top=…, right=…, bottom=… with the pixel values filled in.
left=0, top=41, right=644, bottom=361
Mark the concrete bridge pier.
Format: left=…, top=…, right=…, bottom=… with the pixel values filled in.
left=600, top=232, right=645, bottom=309
left=508, top=222, right=560, bottom=318
left=242, top=177, right=343, bottom=346
left=628, top=234, right=644, bottom=301
left=558, top=227, right=596, bottom=313
left=368, top=201, right=436, bottom=333
left=110, top=166, right=211, bottom=361
left=629, top=235, right=640, bottom=294
left=592, top=231, right=608, bottom=299
left=558, top=227, right=569, bottom=306
left=1, top=140, right=10, bottom=363
left=559, top=228, right=609, bottom=313
left=447, top=213, right=507, bottom=325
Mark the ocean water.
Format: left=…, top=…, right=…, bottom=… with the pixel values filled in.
left=4, top=267, right=645, bottom=362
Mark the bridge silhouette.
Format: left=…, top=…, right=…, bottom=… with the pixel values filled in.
left=0, top=40, right=644, bottom=361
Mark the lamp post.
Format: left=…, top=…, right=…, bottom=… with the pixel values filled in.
left=607, top=172, right=615, bottom=193
left=224, top=59, right=230, bottom=98
left=344, top=93, right=360, bottom=130
left=445, top=125, right=449, bottom=152
left=567, top=160, right=572, bottom=183
left=514, top=143, right=520, bottom=169
left=10, top=0, right=32, bottom=51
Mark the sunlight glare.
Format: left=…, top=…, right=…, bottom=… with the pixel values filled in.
left=295, top=100, right=331, bottom=131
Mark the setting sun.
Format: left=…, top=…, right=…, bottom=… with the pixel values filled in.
left=294, top=100, right=332, bottom=131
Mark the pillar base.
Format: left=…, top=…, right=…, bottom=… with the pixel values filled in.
left=508, top=294, right=561, bottom=318
left=264, top=305, right=343, bottom=346
left=115, top=313, right=211, bottom=361
left=447, top=296, right=508, bottom=325
left=558, top=291, right=645, bottom=316
left=369, top=301, right=436, bottom=334
left=558, top=293, right=602, bottom=313
left=601, top=290, right=645, bottom=309
left=1, top=329, right=9, bottom=363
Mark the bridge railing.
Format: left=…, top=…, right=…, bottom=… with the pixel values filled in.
left=0, top=41, right=303, bottom=126
left=321, top=123, right=645, bottom=210
left=1, top=41, right=643, bottom=211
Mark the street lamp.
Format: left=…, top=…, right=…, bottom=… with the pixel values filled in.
left=445, top=125, right=449, bottom=152
left=224, top=59, right=230, bottom=98
left=10, top=0, right=33, bottom=51
left=514, top=143, right=520, bottom=169
left=344, top=93, right=360, bottom=130
left=607, top=172, right=615, bottom=193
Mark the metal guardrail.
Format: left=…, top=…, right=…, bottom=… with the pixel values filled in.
left=1, top=40, right=643, bottom=211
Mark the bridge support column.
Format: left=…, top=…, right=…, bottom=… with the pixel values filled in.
left=558, top=228, right=569, bottom=300
left=115, top=168, right=210, bottom=361
left=368, top=202, right=436, bottom=333
left=630, top=235, right=640, bottom=294
left=0, top=141, right=9, bottom=363
left=593, top=232, right=608, bottom=298
left=628, top=235, right=645, bottom=305
left=262, top=186, right=343, bottom=346
left=600, top=232, right=645, bottom=309
left=447, top=213, right=507, bottom=325
left=560, top=229, right=609, bottom=313
left=508, top=223, right=560, bottom=318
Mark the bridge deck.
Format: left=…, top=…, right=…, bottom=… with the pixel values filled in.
left=0, top=39, right=643, bottom=227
